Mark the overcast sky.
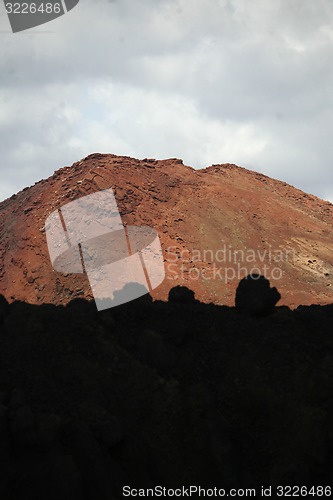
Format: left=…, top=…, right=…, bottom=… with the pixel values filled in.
left=0, top=0, right=332, bottom=203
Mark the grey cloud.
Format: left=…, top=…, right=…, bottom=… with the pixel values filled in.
left=0, top=0, right=332, bottom=202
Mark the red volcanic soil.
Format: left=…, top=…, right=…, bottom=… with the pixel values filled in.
left=0, top=153, right=333, bottom=308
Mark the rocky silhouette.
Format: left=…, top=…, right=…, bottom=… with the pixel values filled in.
left=0, top=286, right=333, bottom=498
left=168, top=284, right=196, bottom=304
left=235, top=274, right=281, bottom=316
left=0, top=153, right=333, bottom=308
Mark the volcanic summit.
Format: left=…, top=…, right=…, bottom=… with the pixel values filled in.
left=0, top=153, right=333, bottom=308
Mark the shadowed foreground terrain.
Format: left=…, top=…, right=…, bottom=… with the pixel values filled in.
left=0, top=288, right=333, bottom=498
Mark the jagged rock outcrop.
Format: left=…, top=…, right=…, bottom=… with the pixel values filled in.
left=235, top=274, right=281, bottom=316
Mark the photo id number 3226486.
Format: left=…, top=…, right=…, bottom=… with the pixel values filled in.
left=5, top=3, right=62, bottom=14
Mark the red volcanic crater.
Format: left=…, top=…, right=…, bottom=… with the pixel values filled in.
left=1, top=153, right=333, bottom=308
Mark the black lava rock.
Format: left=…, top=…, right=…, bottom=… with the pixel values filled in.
left=235, top=274, right=281, bottom=316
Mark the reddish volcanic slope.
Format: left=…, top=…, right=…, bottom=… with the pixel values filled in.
left=1, top=153, right=333, bottom=308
